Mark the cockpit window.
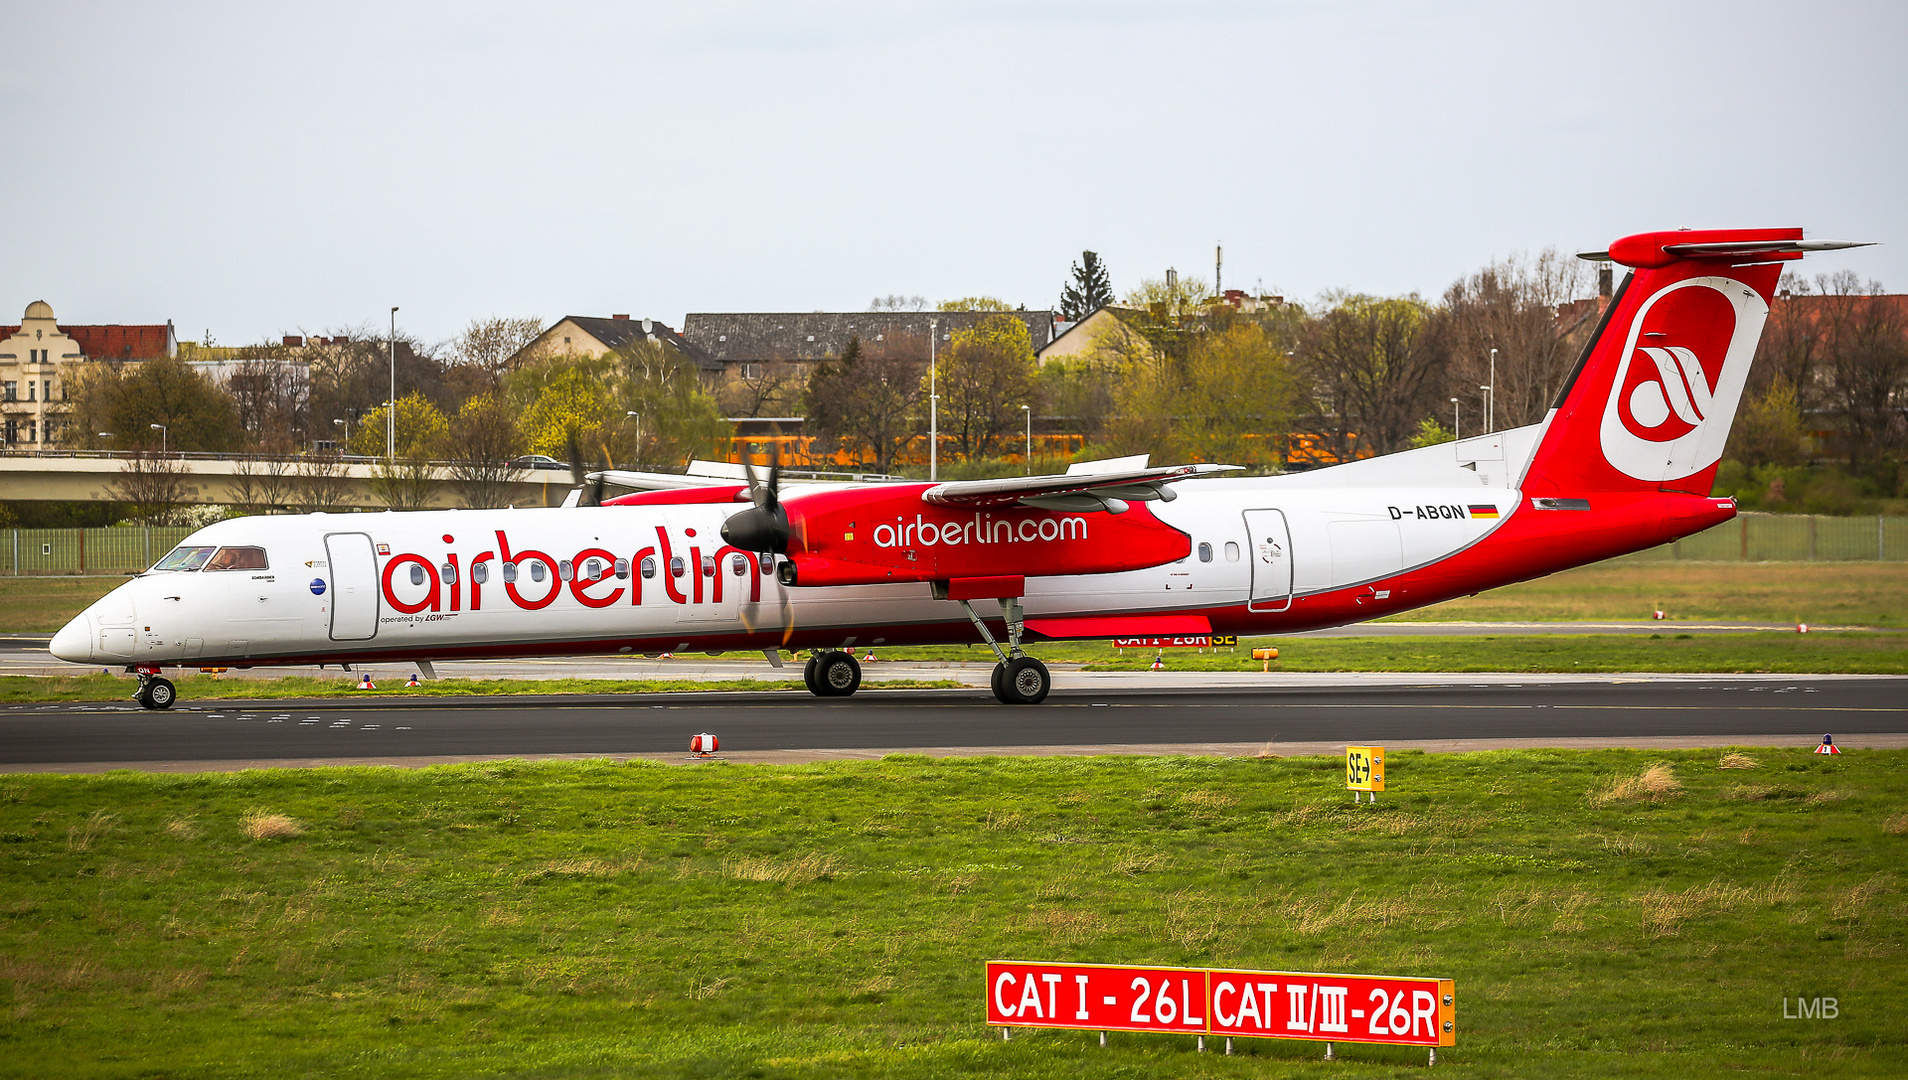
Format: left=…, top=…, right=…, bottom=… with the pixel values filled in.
left=205, top=546, right=270, bottom=571
left=152, top=545, right=217, bottom=571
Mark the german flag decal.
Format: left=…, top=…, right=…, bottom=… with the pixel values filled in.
left=1468, top=504, right=1500, bottom=519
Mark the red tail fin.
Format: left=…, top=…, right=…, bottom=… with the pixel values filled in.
left=1523, top=228, right=1801, bottom=497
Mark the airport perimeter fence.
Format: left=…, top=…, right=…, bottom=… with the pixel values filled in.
left=1, top=513, right=1903, bottom=576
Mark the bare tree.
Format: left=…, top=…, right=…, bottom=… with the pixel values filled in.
left=449, top=316, right=545, bottom=371
left=805, top=334, right=926, bottom=473
left=718, top=357, right=806, bottom=419
left=869, top=295, right=927, bottom=312
left=444, top=392, right=526, bottom=508
left=296, top=452, right=353, bottom=512
left=1441, top=250, right=1597, bottom=429
left=1298, top=294, right=1450, bottom=460
left=110, top=452, right=188, bottom=525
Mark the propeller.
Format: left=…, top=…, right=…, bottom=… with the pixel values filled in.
left=566, top=430, right=608, bottom=508
left=720, top=444, right=790, bottom=554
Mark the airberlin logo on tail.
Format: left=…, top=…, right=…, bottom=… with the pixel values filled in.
left=1598, top=276, right=1768, bottom=482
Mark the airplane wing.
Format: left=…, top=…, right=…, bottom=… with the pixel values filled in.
left=921, top=463, right=1240, bottom=513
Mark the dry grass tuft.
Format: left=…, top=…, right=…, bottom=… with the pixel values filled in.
left=1253, top=743, right=1282, bottom=759
left=66, top=810, right=115, bottom=851
left=983, top=810, right=1026, bottom=832
left=1718, top=752, right=1760, bottom=770
left=1831, top=873, right=1896, bottom=922
left=1805, top=790, right=1853, bottom=807
left=525, top=857, right=641, bottom=880
left=1031, top=908, right=1110, bottom=946
left=1113, top=851, right=1165, bottom=876
left=1177, top=789, right=1239, bottom=812
left=1590, top=763, right=1682, bottom=806
left=239, top=811, right=304, bottom=840
left=1884, top=811, right=1908, bottom=836
left=1634, top=875, right=1796, bottom=938
left=1600, top=832, right=1656, bottom=857
left=723, top=852, right=840, bottom=885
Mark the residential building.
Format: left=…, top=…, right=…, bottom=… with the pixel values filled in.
left=681, top=310, right=1060, bottom=380
left=507, top=315, right=719, bottom=374
left=0, top=301, right=176, bottom=448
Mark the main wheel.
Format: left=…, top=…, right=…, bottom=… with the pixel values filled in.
left=816, top=651, right=862, bottom=697
left=993, top=657, right=1050, bottom=705
left=802, top=654, right=822, bottom=695
left=142, top=677, right=177, bottom=710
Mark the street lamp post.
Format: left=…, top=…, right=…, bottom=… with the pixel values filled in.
left=625, top=411, right=642, bottom=469
left=1478, top=386, right=1492, bottom=436
left=149, top=423, right=167, bottom=455
left=1022, top=404, right=1032, bottom=475
left=333, top=417, right=349, bottom=446
left=1487, top=348, right=1497, bottom=434
left=1449, top=398, right=1460, bottom=442
left=928, top=318, right=939, bottom=482
left=388, top=307, right=399, bottom=463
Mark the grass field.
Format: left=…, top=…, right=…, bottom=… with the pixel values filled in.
left=1380, top=560, right=1908, bottom=626
left=1, top=749, right=1902, bottom=1077
left=7, top=561, right=1908, bottom=634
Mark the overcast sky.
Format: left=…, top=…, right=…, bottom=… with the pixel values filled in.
left=4, top=1, right=1902, bottom=348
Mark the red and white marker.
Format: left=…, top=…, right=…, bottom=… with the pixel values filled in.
left=1653, top=610, right=1666, bottom=620
left=1815, top=734, right=1840, bottom=755
left=357, top=673, right=376, bottom=690
left=690, top=732, right=719, bottom=755
left=1150, top=653, right=1165, bottom=671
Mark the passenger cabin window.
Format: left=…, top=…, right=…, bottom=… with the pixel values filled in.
left=441, top=563, right=456, bottom=584
left=472, top=562, right=489, bottom=584
left=205, top=546, right=268, bottom=571
left=1198, top=542, right=1213, bottom=563
left=558, top=559, right=574, bottom=581
left=409, top=564, right=425, bottom=586
left=585, top=558, right=603, bottom=579
left=760, top=555, right=775, bottom=576
left=669, top=556, right=685, bottom=578
left=641, top=557, right=657, bottom=579
left=530, top=562, right=546, bottom=582
left=730, top=554, right=747, bottom=576
left=1224, top=541, right=1241, bottom=562
left=502, top=562, right=518, bottom=583
left=614, top=558, right=629, bottom=579
left=152, top=545, right=217, bottom=571
left=701, top=555, right=715, bottom=577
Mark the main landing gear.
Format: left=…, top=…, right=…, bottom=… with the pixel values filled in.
left=960, top=597, right=1051, bottom=705
left=132, top=670, right=177, bottom=710
left=803, top=650, right=863, bottom=697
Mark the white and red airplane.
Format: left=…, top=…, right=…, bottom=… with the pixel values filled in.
left=52, top=228, right=1868, bottom=709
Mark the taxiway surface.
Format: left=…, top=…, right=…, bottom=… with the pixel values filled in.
left=5, top=674, right=1904, bottom=772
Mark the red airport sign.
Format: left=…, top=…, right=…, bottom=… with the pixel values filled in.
left=986, top=961, right=1454, bottom=1047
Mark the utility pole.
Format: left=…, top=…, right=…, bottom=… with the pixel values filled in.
left=929, top=317, right=939, bottom=482
left=1022, top=404, right=1032, bottom=475
left=1450, top=398, right=1460, bottom=442
left=1215, top=243, right=1222, bottom=297
left=1488, top=347, right=1497, bottom=435
left=388, top=306, right=400, bottom=463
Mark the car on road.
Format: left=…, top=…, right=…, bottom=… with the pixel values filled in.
left=511, top=455, right=568, bottom=471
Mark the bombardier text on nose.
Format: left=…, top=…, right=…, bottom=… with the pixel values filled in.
left=55, top=227, right=1871, bottom=709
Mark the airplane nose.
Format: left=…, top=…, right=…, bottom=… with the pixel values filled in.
left=49, top=615, right=94, bottom=663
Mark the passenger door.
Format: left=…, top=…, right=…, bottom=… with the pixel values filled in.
left=324, top=533, right=380, bottom=641
left=1243, top=509, right=1292, bottom=612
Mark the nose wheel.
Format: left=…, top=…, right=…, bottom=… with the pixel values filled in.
left=134, top=674, right=177, bottom=710
left=803, top=651, right=862, bottom=697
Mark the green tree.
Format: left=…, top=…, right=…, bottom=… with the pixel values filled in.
left=1726, top=377, right=1810, bottom=467
left=513, top=364, right=614, bottom=462
left=1298, top=294, right=1450, bottom=460
left=68, top=356, right=241, bottom=453
left=445, top=392, right=527, bottom=508
left=614, top=341, right=728, bottom=470
left=1409, top=416, right=1455, bottom=449
left=1173, top=322, right=1300, bottom=469
left=936, top=296, right=1015, bottom=312
left=345, top=393, right=450, bottom=459
left=1059, top=250, right=1114, bottom=322
left=935, top=315, right=1039, bottom=461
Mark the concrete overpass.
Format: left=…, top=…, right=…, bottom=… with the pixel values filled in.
left=0, top=451, right=580, bottom=510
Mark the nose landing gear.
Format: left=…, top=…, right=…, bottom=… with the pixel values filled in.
left=132, top=670, right=177, bottom=710
left=960, top=598, right=1051, bottom=705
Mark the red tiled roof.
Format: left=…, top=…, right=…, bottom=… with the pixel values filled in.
left=0, top=323, right=172, bottom=360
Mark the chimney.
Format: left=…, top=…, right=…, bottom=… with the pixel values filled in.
left=612, top=313, right=630, bottom=320
left=283, top=335, right=304, bottom=347
left=1598, top=266, right=1613, bottom=298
